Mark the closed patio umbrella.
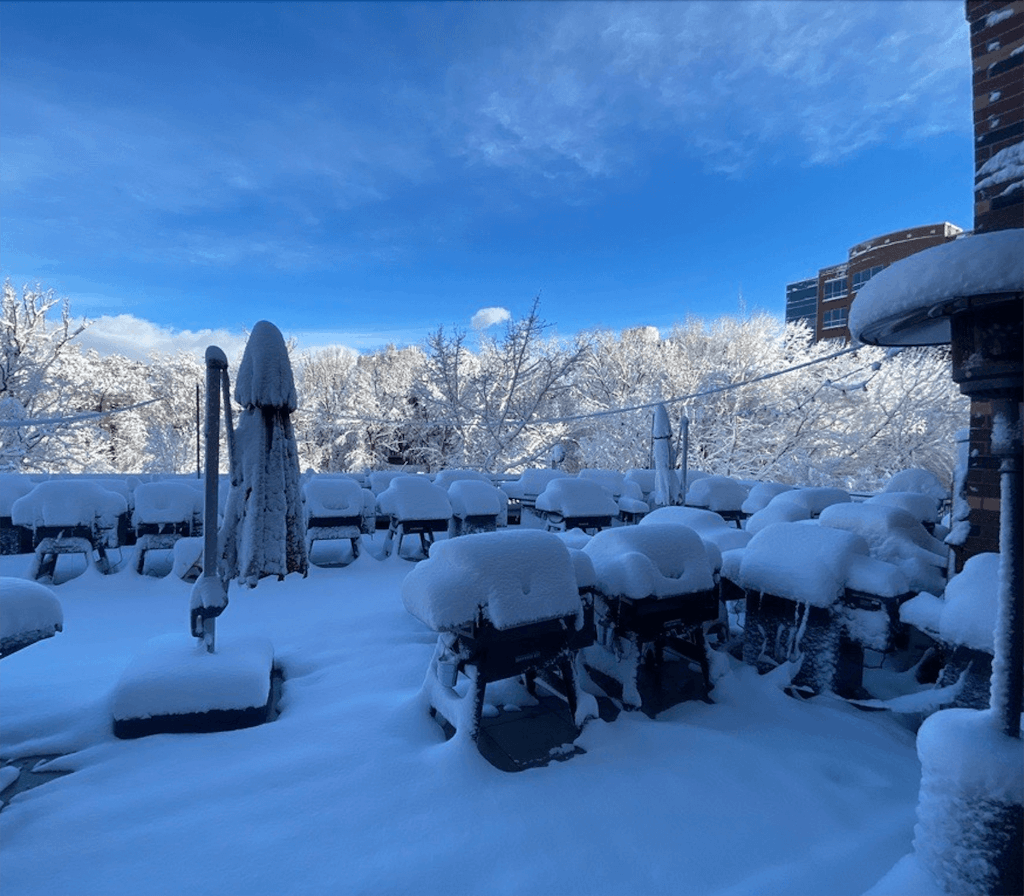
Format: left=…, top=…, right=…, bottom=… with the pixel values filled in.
left=220, top=321, right=308, bottom=587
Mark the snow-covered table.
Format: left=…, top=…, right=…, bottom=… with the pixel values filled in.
left=534, top=478, right=618, bottom=534
left=377, top=476, right=452, bottom=560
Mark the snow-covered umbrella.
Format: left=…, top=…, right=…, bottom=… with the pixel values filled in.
left=220, top=321, right=308, bottom=587
left=651, top=403, right=680, bottom=508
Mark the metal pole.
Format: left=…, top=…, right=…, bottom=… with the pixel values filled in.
left=196, top=383, right=201, bottom=479
left=202, top=348, right=228, bottom=654
left=679, top=415, right=689, bottom=505
left=991, top=396, right=1022, bottom=739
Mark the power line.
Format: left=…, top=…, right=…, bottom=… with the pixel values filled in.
left=322, top=344, right=862, bottom=428
left=0, top=398, right=162, bottom=429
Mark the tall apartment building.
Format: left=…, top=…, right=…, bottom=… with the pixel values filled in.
left=785, top=223, right=964, bottom=342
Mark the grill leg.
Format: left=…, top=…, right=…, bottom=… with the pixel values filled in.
left=469, top=672, right=486, bottom=743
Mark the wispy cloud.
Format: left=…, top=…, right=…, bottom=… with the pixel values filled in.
left=451, top=1, right=970, bottom=177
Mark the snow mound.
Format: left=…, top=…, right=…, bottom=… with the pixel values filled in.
left=535, top=478, right=618, bottom=518
left=132, top=481, right=203, bottom=527
left=732, top=521, right=889, bottom=607
left=938, top=553, right=1000, bottom=652
left=641, top=505, right=750, bottom=552
left=0, top=474, right=36, bottom=517
left=11, top=480, right=128, bottom=529
left=0, top=577, right=63, bottom=654
left=884, top=468, right=947, bottom=502
left=818, top=502, right=946, bottom=593
left=402, top=529, right=582, bottom=631
left=583, top=523, right=715, bottom=599
left=377, top=476, right=452, bottom=522
left=867, top=491, right=942, bottom=525
left=500, top=468, right=569, bottom=501
left=432, top=469, right=491, bottom=489
left=303, top=477, right=366, bottom=518
left=685, top=475, right=749, bottom=512
left=746, top=487, right=850, bottom=534
left=577, top=469, right=628, bottom=499
left=741, top=481, right=794, bottom=515
left=447, top=480, right=505, bottom=518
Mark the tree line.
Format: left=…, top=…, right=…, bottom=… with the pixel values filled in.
left=1, top=282, right=967, bottom=491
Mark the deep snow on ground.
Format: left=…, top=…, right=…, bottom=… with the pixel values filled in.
left=1, top=536, right=926, bottom=896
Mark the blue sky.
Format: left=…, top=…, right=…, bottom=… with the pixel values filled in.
left=2, top=0, right=974, bottom=358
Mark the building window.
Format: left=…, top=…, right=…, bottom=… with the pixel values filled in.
left=850, top=265, right=884, bottom=292
left=822, top=307, right=849, bottom=330
left=822, top=277, right=848, bottom=301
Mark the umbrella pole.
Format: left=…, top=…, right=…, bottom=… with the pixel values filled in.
left=202, top=347, right=228, bottom=654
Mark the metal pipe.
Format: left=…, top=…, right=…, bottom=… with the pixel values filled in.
left=202, top=347, right=228, bottom=654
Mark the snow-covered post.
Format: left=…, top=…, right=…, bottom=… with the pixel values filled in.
left=192, top=346, right=230, bottom=654
left=678, top=414, right=689, bottom=504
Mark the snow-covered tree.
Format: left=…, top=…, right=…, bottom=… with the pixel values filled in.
left=0, top=281, right=89, bottom=471
left=418, top=298, right=592, bottom=473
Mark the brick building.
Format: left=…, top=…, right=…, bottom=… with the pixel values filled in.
left=958, top=0, right=1023, bottom=567
left=785, top=223, right=964, bottom=341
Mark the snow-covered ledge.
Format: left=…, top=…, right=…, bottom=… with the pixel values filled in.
left=850, top=228, right=1023, bottom=347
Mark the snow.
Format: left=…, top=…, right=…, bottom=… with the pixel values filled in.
left=131, top=480, right=202, bottom=527
left=0, top=577, right=62, bottom=654
left=851, top=229, right=1024, bottom=346
left=402, top=529, right=582, bottom=631
left=432, top=469, right=491, bottom=490
left=377, top=475, right=452, bottom=521
left=577, top=468, right=628, bottom=498
left=732, top=522, right=874, bottom=607
left=741, top=481, right=794, bottom=515
left=233, top=320, right=298, bottom=411
left=913, top=708, right=1024, bottom=895
left=534, top=478, right=618, bottom=518
left=110, top=633, right=274, bottom=720
left=818, top=503, right=946, bottom=593
left=866, top=491, right=941, bottom=526
left=446, top=479, right=505, bottom=518
left=583, top=524, right=715, bottom=598
left=302, top=476, right=365, bottom=518
left=938, top=552, right=1000, bottom=653
left=685, top=474, right=749, bottom=513
left=0, top=474, right=36, bottom=517
left=500, top=468, right=569, bottom=501
left=883, top=468, right=947, bottom=503
left=641, top=505, right=751, bottom=552
left=745, top=486, right=850, bottom=535
left=899, top=592, right=945, bottom=641
left=11, top=480, right=128, bottom=530
left=0, top=539, right=939, bottom=896
left=986, top=6, right=1014, bottom=26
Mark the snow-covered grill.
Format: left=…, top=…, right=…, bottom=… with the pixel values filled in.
left=403, top=529, right=594, bottom=742
left=582, top=524, right=720, bottom=710
left=378, top=476, right=452, bottom=559
left=534, top=478, right=618, bottom=535
left=12, top=481, right=128, bottom=580
left=729, top=521, right=916, bottom=696
left=132, top=481, right=204, bottom=574
left=303, top=477, right=375, bottom=563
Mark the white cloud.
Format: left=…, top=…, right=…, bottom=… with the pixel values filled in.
left=471, top=306, right=512, bottom=329
left=78, top=315, right=249, bottom=362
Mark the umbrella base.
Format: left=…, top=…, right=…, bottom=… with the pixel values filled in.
left=111, top=634, right=278, bottom=739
